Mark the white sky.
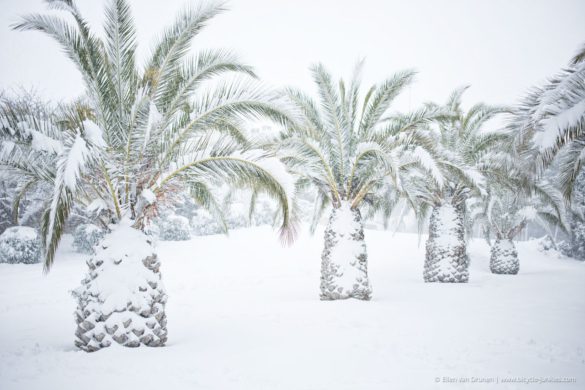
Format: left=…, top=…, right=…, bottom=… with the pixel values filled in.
left=0, top=0, right=584, bottom=112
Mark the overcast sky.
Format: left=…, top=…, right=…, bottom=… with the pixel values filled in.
left=0, top=0, right=584, bottom=112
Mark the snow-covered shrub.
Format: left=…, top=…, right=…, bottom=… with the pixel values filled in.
left=158, top=214, right=191, bottom=241
left=558, top=240, right=573, bottom=257
left=0, top=226, right=41, bottom=264
left=250, top=198, right=277, bottom=226
left=226, top=213, right=248, bottom=229
left=73, top=224, right=106, bottom=254
left=537, top=235, right=557, bottom=252
left=191, top=209, right=224, bottom=236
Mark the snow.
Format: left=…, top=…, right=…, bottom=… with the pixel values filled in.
left=435, top=203, right=460, bottom=246
left=518, top=205, right=538, bottom=221
left=0, top=228, right=583, bottom=389
left=327, top=201, right=369, bottom=293
left=463, top=167, right=486, bottom=195
left=62, top=132, right=90, bottom=191
left=82, top=120, right=105, bottom=148
left=86, top=198, right=107, bottom=214
left=29, top=129, right=62, bottom=155
left=140, top=188, right=156, bottom=205
left=535, top=99, right=585, bottom=151
left=81, top=221, right=156, bottom=316
left=413, top=146, right=444, bottom=188
left=0, top=225, right=38, bottom=241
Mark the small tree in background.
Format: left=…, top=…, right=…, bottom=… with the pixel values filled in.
left=470, top=182, right=567, bottom=274
left=412, top=87, right=511, bottom=282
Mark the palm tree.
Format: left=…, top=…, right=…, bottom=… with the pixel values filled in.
left=275, top=62, right=443, bottom=300
left=470, top=182, right=567, bottom=274
left=510, top=42, right=585, bottom=260
left=412, top=87, right=511, bottom=282
left=10, top=0, right=297, bottom=351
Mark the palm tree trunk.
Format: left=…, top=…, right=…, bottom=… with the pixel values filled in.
left=73, top=221, right=168, bottom=351
left=490, top=238, right=519, bottom=274
left=320, top=201, right=372, bottom=300
left=570, top=169, right=585, bottom=261
left=423, top=201, right=469, bottom=282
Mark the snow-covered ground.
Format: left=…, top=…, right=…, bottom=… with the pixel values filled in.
left=0, top=227, right=584, bottom=389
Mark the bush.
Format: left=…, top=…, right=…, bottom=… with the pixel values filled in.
left=158, top=214, right=191, bottom=241
left=191, top=210, right=224, bottom=236
left=537, top=235, right=557, bottom=252
left=0, top=226, right=41, bottom=264
left=72, top=224, right=105, bottom=254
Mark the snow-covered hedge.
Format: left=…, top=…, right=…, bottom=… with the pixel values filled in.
left=158, top=214, right=191, bottom=241
left=537, top=235, right=557, bottom=252
left=0, top=226, right=41, bottom=264
left=73, top=224, right=106, bottom=254
left=190, top=209, right=225, bottom=236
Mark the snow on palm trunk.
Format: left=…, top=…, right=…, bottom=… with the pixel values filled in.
left=424, top=202, right=469, bottom=283
left=320, top=201, right=372, bottom=300
left=490, top=239, right=519, bottom=274
left=570, top=218, right=585, bottom=261
left=73, top=220, right=168, bottom=351
left=570, top=169, right=585, bottom=261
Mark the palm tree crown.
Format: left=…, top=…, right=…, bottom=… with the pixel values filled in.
left=7, top=0, right=298, bottom=269
left=413, top=87, right=512, bottom=211
left=275, top=62, right=446, bottom=228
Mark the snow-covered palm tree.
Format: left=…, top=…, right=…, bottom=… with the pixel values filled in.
left=470, top=182, right=567, bottom=274
left=9, top=0, right=297, bottom=351
left=413, top=87, right=511, bottom=282
left=511, top=43, right=585, bottom=260
left=275, top=62, right=442, bottom=300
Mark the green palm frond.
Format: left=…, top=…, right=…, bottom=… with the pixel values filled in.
left=359, top=69, right=416, bottom=136
left=146, top=1, right=227, bottom=97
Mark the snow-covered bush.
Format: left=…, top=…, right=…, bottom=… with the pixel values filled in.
left=537, top=235, right=557, bottom=252
left=191, top=209, right=225, bottom=236
left=0, top=226, right=41, bottom=264
left=73, top=224, right=106, bottom=254
left=158, top=214, right=191, bottom=241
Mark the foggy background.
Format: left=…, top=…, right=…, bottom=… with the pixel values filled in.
left=0, top=0, right=584, bottom=113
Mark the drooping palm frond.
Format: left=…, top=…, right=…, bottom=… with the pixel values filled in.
left=42, top=121, right=105, bottom=270
left=510, top=42, right=585, bottom=199
left=155, top=153, right=297, bottom=243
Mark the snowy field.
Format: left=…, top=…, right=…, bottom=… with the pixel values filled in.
left=0, top=227, right=584, bottom=390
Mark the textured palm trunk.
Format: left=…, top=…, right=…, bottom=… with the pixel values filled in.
left=490, top=238, right=519, bottom=274
left=73, top=221, right=168, bottom=352
left=320, top=201, right=372, bottom=300
left=570, top=169, right=585, bottom=260
left=423, top=202, right=469, bottom=283
left=570, top=218, right=585, bottom=261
